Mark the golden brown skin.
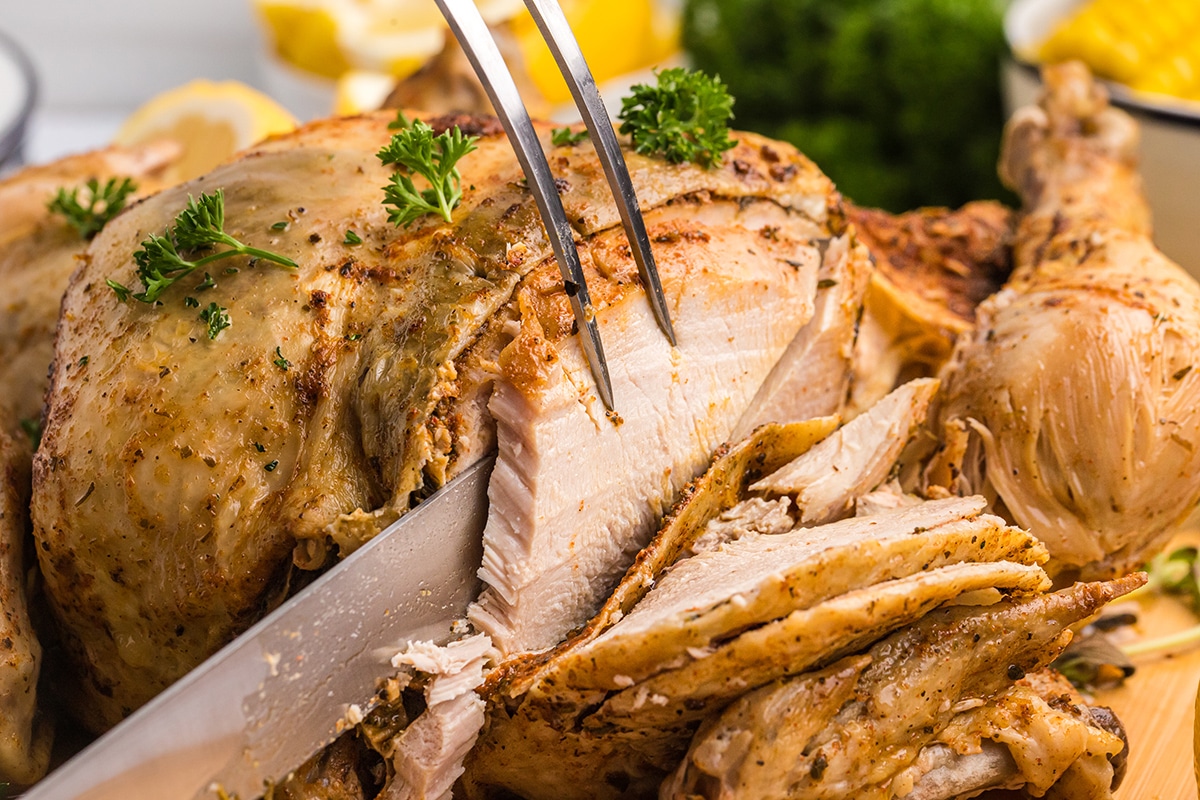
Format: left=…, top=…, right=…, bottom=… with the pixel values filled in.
left=0, top=143, right=181, bottom=781
left=0, top=142, right=180, bottom=441
left=30, top=112, right=838, bottom=731
left=934, top=62, right=1200, bottom=576
left=846, top=201, right=1014, bottom=414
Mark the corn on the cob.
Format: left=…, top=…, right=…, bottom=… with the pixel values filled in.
left=1039, top=0, right=1200, bottom=102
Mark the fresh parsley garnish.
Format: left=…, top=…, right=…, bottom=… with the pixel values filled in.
left=271, top=221, right=289, bottom=231
left=377, top=119, right=478, bottom=227
left=199, top=302, right=231, bottom=340
left=387, top=110, right=412, bottom=130
left=273, top=346, right=291, bottom=371
left=107, top=190, right=297, bottom=305
left=264, top=460, right=279, bottom=472
left=344, top=230, right=363, bottom=245
left=196, top=272, right=217, bottom=290
left=551, top=126, right=588, bottom=147
left=618, top=67, right=736, bottom=168
left=1145, top=546, right=1200, bottom=613
left=48, top=177, right=138, bottom=239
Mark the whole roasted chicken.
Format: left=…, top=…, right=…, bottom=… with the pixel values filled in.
left=30, top=111, right=867, bottom=732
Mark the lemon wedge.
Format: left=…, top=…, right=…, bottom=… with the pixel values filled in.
left=114, top=80, right=298, bottom=183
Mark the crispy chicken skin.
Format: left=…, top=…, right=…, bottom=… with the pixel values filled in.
left=31, top=111, right=852, bottom=730
left=844, top=201, right=1013, bottom=416
left=933, top=62, right=1200, bottom=576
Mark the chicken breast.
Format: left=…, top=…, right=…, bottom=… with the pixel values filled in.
left=664, top=576, right=1141, bottom=800
left=933, top=62, right=1200, bottom=576
left=31, top=111, right=861, bottom=730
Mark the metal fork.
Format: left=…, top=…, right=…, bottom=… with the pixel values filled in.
left=433, top=0, right=677, bottom=411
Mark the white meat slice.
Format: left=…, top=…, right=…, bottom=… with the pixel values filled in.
left=384, top=634, right=491, bottom=800
left=561, top=496, right=1036, bottom=688
left=749, top=377, right=939, bottom=523
left=591, top=559, right=1050, bottom=728
left=734, top=233, right=871, bottom=434
left=470, top=200, right=842, bottom=654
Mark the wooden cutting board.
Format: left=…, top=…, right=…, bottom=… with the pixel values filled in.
left=1102, top=534, right=1200, bottom=800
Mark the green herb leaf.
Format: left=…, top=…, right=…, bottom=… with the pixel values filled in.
left=110, top=189, right=297, bottom=305
left=387, top=109, right=412, bottom=130
left=1146, top=545, right=1200, bottom=613
left=253, top=442, right=266, bottom=453
left=551, top=126, right=589, bottom=146
left=344, top=229, right=363, bottom=245
left=264, top=460, right=279, bottom=472
left=618, top=67, right=736, bottom=168
left=271, top=220, right=289, bottom=231
left=48, top=177, right=138, bottom=239
left=196, top=272, right=217, bottom=290
left=273, top=346, right=291, bottom=371
left=18, top=418, right=41, bottom=451
left=184, top=296, right=199, bottom=308
left=377, top=119, right=478, bottom=227
left=199, top=302, right=231, bottom=340
left=78, top=355, right=89, bottom=367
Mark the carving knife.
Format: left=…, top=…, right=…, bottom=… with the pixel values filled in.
left=24, top=455, right=493, bottom=800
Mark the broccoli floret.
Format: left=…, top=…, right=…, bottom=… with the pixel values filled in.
left=683, top=0, right=1011, bottom=211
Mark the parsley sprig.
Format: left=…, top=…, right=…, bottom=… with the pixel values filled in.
left=48, top=177, right=138, bottom=239
left=618, top=67, right=736, bottom=168
left=107, top=190, right=297, bottom=305
left=551, top=126, right=589, bottom=147
left=377, top=118, right=478, bottom=227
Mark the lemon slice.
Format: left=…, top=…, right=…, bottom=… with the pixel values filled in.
left=114, top=80, right=298, bottom=183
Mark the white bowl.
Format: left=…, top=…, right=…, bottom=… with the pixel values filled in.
left=1004, top=0, right=1200, bottom=275
left=0, top=29, right=37, bottom=173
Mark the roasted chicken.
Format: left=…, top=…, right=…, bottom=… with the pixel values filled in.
left=461, top=382, right=1138, bottom=800
left=0, top=141, right=180, bottom=443
left=3, top=55, right=1192, bottom=799
left=30, top=111, right=867, bottom=731
left=0, top=141, right=179, bottom=785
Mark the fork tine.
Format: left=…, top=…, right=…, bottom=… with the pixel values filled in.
left=521, top=0, right=678, bottom=347
left=433, top=0, right=615, bottom=410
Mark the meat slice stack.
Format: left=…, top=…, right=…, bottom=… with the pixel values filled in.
left=461, top=382, right=1140, bottom=800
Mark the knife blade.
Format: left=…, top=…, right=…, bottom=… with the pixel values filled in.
left=25, top=455, right=493, bottom=800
